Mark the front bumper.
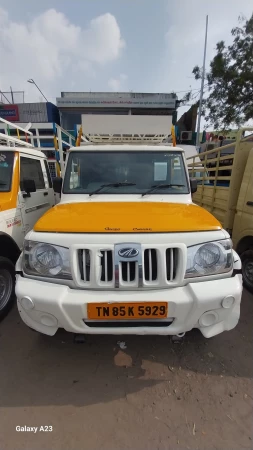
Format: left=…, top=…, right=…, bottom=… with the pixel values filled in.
left=16, top=274, right=243, bottom=338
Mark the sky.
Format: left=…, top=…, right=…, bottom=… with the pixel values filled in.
left=0, top=0, right=252, bottom=120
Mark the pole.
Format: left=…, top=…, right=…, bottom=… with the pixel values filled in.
left=196, top=15, right=208, bottom=148
left=56, top=125, right=65, bottom=177
left=28, top=80, right=48, bottom=102
left=10, top=86, right=14, bottom=103
left=33, top=81, right=48, bottom=102
left=0, top=90, right=11, bottom=104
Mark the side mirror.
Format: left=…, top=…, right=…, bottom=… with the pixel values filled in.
left=22, top=179, right=36, bottom=198
left=190, top=178, right=198, bottom=194
left=53, top=177, right=62, bottom=194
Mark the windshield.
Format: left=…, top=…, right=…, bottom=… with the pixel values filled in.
left=63, top=151, right=189, bottom=195
left=0, top=152, right=14, bottom=192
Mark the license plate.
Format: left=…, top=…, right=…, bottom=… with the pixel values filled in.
left=87, top=302, right=168, bottom=320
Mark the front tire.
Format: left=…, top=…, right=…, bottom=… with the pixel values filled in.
left=241, top=250, right=253, bottom=294
left=0, top=257, right=15, bottom=321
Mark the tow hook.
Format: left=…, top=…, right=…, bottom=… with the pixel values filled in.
left=171, top=332, right=185, bottom=343
left=73, top=334, right=87, bottom=343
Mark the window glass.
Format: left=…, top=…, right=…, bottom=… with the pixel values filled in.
left=0, top=152, right=14, bottom=192
left=63, top=151, right=189, bottom=194
left=44, top=160, right=53, bottom=188
left=20, top=157, right=45, bottom=191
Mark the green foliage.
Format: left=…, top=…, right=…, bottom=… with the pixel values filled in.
left=193, top=14, right=253, bottom=129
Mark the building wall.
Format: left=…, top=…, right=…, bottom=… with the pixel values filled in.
left=60, top=107, right=175, bottom=130
left=57, top=92, right=178, bottom=130
left=0, top=102, right=60, bottom=125
left=60, top=91, right=177, bottom=102
left=57, top=94, right=177, bottom=109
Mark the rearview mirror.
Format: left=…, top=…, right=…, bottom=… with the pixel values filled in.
left=53, top=177, right=62, bottom=194
left=22, top=179, right=36, bottom=198
left=190, top=178, right=198, bottom=194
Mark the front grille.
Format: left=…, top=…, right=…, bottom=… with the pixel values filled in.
left=76, top=244, right=183, bottom=289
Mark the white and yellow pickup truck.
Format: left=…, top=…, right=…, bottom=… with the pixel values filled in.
left=15, top=129, right=242, bottom=338
left=0, top=123, right=55, bottom=319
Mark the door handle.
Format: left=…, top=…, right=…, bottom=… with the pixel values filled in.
left=44, top=192, right=48, bottom=196
left=246, top=201, right=253, bottom=207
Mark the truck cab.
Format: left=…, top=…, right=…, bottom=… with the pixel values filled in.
left=0, top=146, right=55, bottom=319
left=15, top=136, right=242, bottom=338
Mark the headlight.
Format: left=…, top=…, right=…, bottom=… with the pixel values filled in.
left=185, top=239, right=233, bottom=278
left=23, top=241, right=72, bottom=279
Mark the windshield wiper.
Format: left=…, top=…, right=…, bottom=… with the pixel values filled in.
left=141, top=183, right=185, bottom=197
left=89, top=182, right=136, bottom=196
left=0, top=182, right=7, bottom=185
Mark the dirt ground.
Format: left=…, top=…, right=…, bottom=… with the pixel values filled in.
left=0, top=290, right=252, bottom=450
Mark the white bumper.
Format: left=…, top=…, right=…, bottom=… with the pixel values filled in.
left=16, top=274, right=243, bottom=338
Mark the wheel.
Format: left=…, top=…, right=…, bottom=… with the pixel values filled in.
left=0, top=257, right=16, bottom=321
left=241, top=250, right=253, bottom=294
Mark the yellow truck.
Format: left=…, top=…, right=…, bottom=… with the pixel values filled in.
left=187, top=128, right=253, bottom=293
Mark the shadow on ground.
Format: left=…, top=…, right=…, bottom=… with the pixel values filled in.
left=0, top=289, right=252, bottom=408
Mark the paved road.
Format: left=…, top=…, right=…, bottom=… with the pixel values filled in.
left=0, top=290, right=252, bottom=450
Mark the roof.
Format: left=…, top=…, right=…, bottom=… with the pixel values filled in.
left=0, top=146, right=47, bottom=158
left=69, top=144, right=184, bottom=152
left=57, top=92, right=178, bottom=109
left=61, top=91, right=177, bottom=99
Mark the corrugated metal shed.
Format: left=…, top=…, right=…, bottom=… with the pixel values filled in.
left=18, top=102, right=48, bottom=122
left=16, top=102, right=60, bottom=124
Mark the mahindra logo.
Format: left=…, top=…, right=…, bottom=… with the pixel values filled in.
left=118, top=248, right=139, bottom=258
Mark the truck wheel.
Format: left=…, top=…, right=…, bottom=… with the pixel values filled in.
left=0, top=257, right=15, bottom=321
left=241, top=250, right=253, bottom=294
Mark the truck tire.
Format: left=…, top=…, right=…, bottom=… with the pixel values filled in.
left=241, top=250, right=253, bottom=294
left=0, top=257, right=16, bottom=321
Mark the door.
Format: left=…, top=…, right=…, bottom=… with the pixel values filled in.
left=235, top=151, right=253, bottom=293
left=20, top=155, right=55, bottom=234
left=0, top=151, right=24, bottom=248
left=241, top=160, right=253, bottom=234
left=233, top=150, right=253, bottom=247
left=42, top=159, right=55, bottom=206
left=243, top=163, right=253, bottom=214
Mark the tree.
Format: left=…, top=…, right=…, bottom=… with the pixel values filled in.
left=190, top=13, right=253, bottom=130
